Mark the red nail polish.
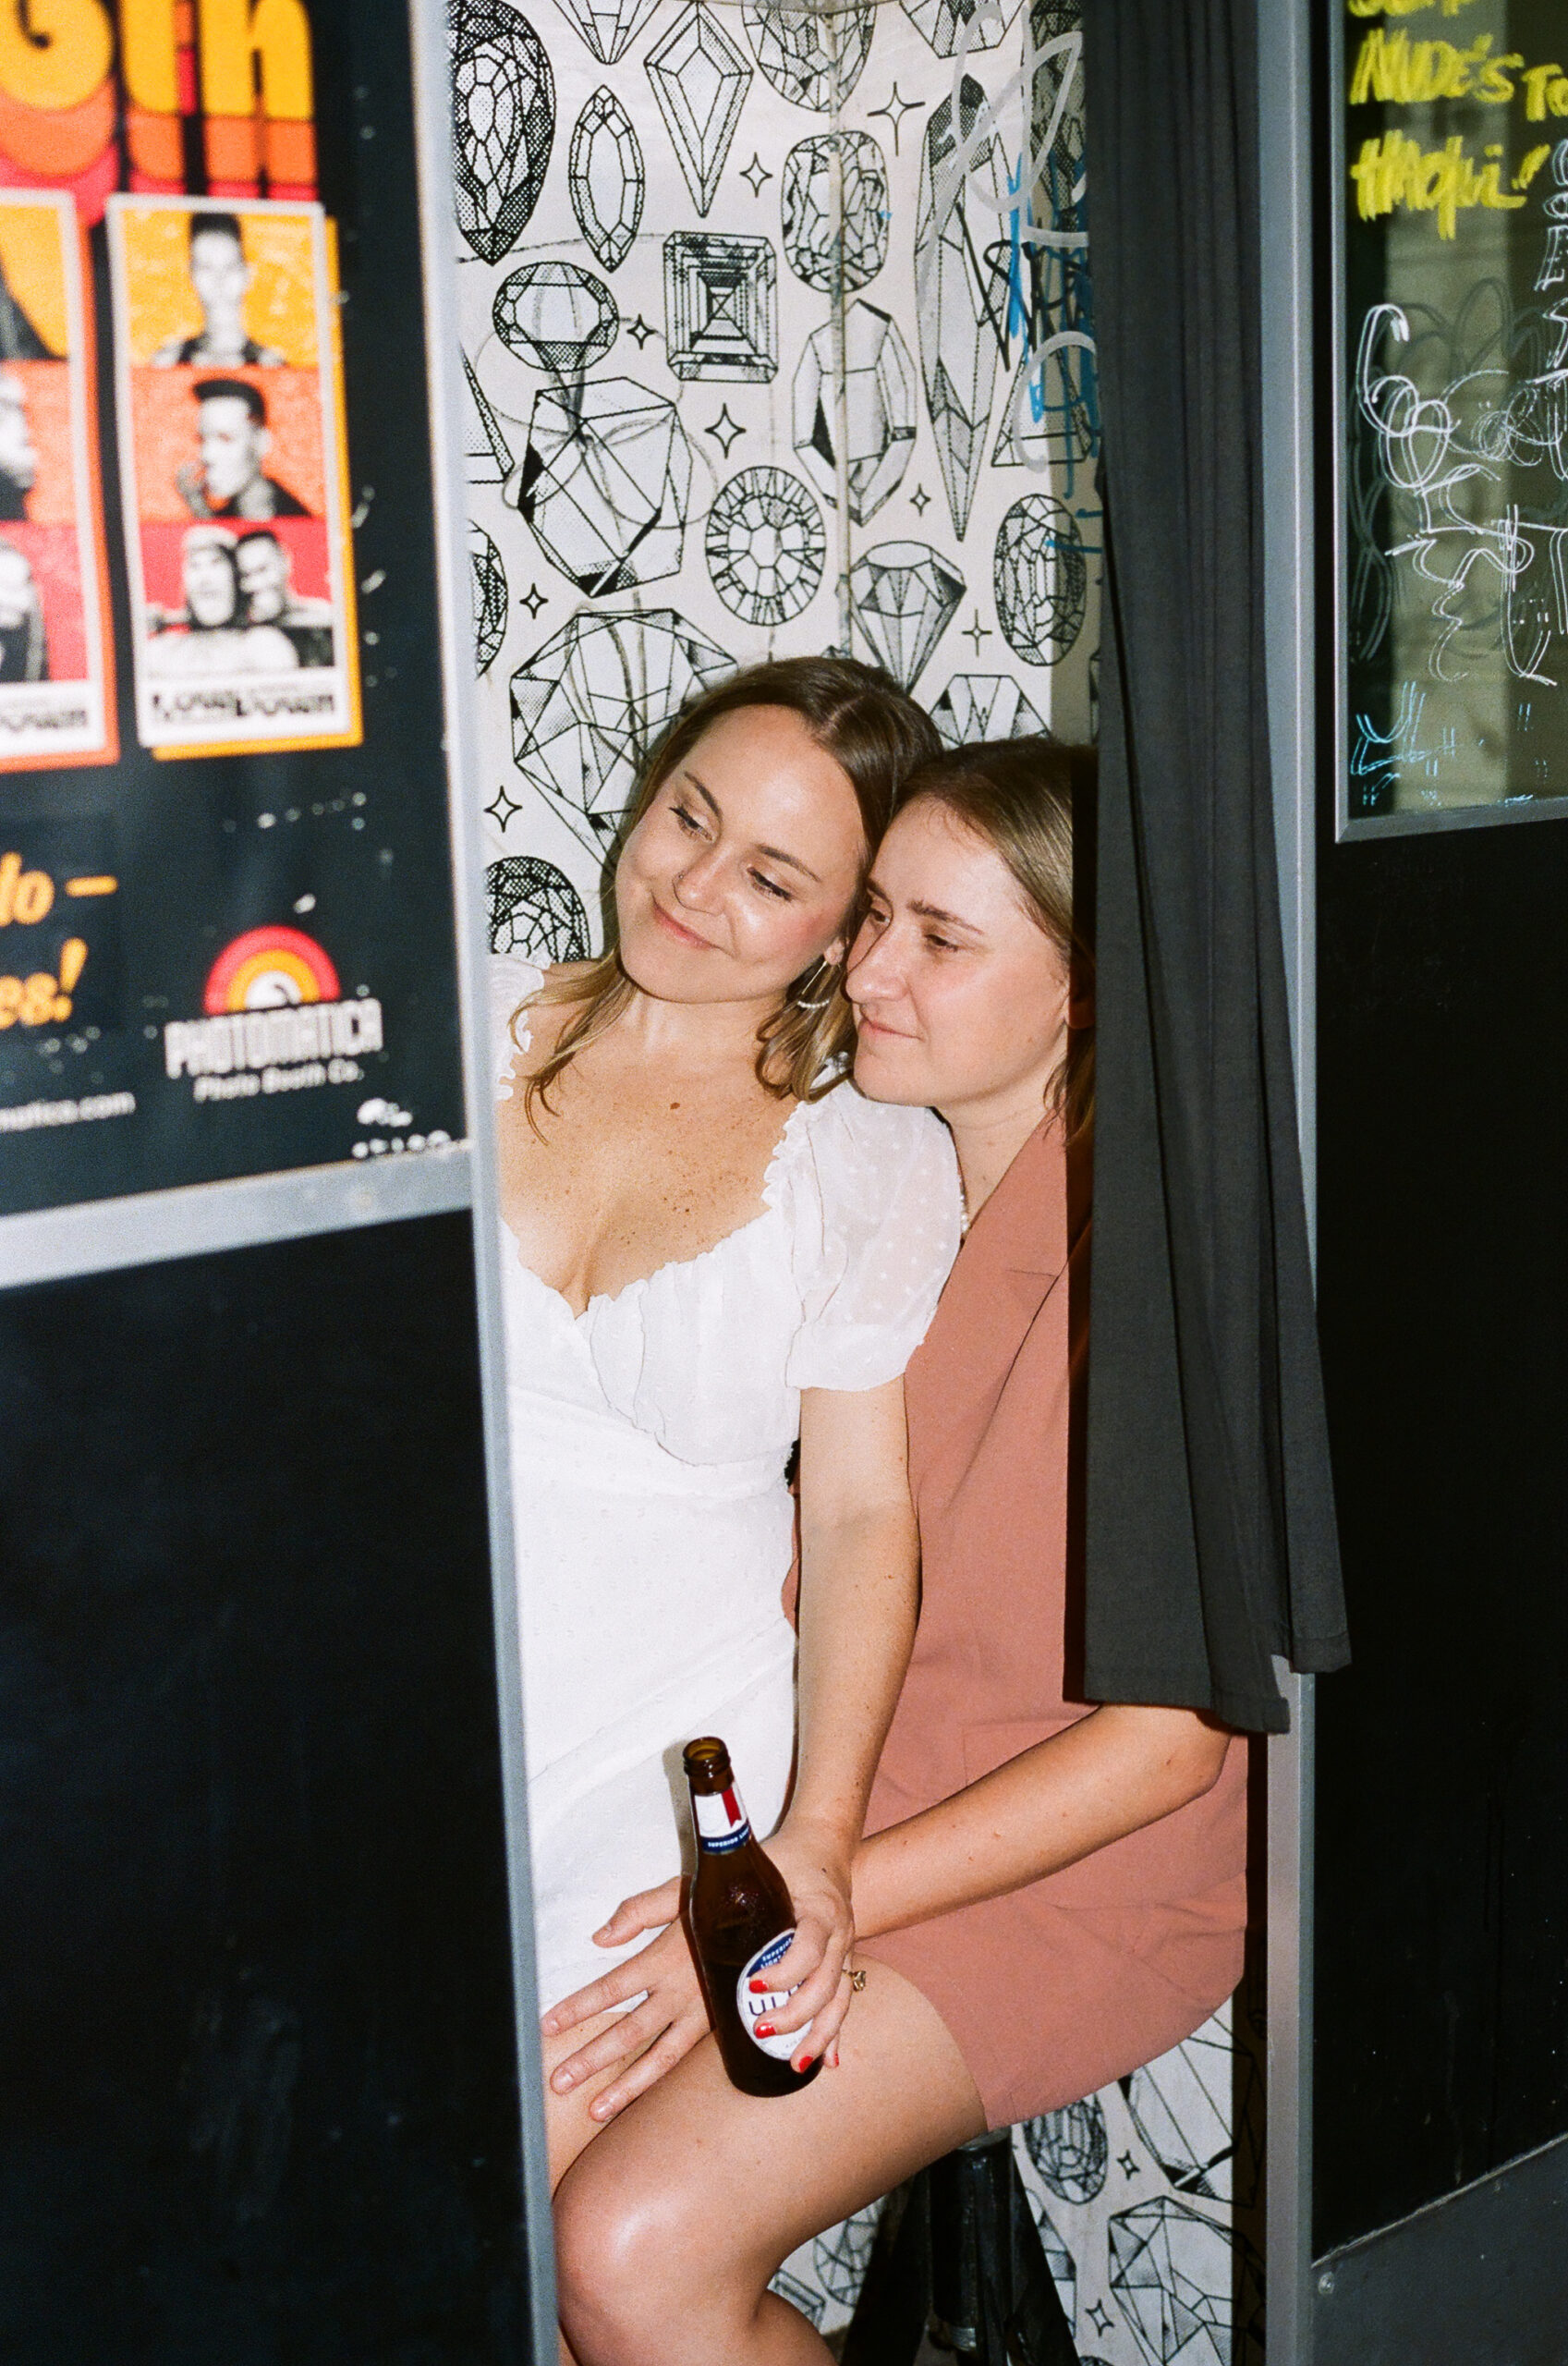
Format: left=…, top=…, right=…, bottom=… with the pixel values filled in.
left=755, top=2021, right=774, bottom=2038
left=749, top=1977, right=771, bottom=1993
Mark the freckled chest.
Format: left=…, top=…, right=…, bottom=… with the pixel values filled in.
left=498, top=1035, right=795, bottom=1316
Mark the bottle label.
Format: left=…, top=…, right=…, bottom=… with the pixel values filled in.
left=692, top=1785, right=751, bottom=1853
left=736, top=1929, right=814, bottom=2062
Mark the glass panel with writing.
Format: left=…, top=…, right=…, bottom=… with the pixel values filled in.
left=1343, top=1, right=1568, bottom=828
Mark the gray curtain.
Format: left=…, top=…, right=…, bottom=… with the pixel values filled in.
left=1082, top=0, right=1349, bottom=1731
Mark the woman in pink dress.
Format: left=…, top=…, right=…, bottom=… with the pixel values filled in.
left=546, top=739, right=1248, bottom=2366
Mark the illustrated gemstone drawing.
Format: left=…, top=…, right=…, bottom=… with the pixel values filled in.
left=646, top=4, right=753, bottom=218
left=915, top=76, right=1008, bottom=539
left=664, top=232, right=777, bottom=382
left=569, top=87, right=645, bottom=274
left=706, top=468, right=826, bottom=626
left=794, top=300, right=917, bottom=525
left=808, top=2206, right=881, bottom=2307
left=1108, top=2196, right=1240, bottom=2366
left=902, top=0, right=1021, bottom=58
left=1123, top=2016, right=1252, bottom=2206
left=782, top=132, right=889, bottom=294
left=493, top=260, right=618, bottom=372
left=849, top=541, right=964, bottom=689
left=548, top=0, right=659, bottom=64
left=930, top=673, right=1046, bottom=746
left=509, top=609, right=734, bottom=854
left=519, top=377, right=691, bottom=595
left=1022, top=2097, right=1109, bottom=2206
left=463, top=350, right=516, bottom=488
left=450, top=0, right=555, bottom=263
left=742, top=0, right=874, bottom=111
left=488, top=855, right=590, bottom=961
left=469, top=522, right=508, bottom=674
left=994, top=493, right=1087, bottom=665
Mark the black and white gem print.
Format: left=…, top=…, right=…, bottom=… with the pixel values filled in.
left=547, top=0, right=659, bottom=64
left=793, top=299, right=916, bottom=525
left=781, top=132, right=889, bottom=296
left=849, top=540, right=964, bottom=689
left=493, top=259, right=619, bottom=372
left=488, top=853, right=591, bottom=959
left=705, top=468, right=826, bottom=626
left=470, top=521, right=508, bottom=674
left=663, top=232, right=778, bottom=382
left=914, top=75, right=1009, bottom=541
left=520, top=378, right=692, bottom=593
left=742, top=0, right=875, bottom=112
left=994, top=492, right=1087, bottom=665
left=463, top=349, right=519, bottom=493
left=930, top=672, right=1046, bottom=745
left=902, top=0, right=1022, bottom=60
left=1024, top=2096, right=1111, bottom=2207
left=646, top=3, right=753, bottom=218
left=569, top=86, right=646, bottom=273
left=450, top=0, right=556, bottom=262
left=509, top=607, right=733, bottom=854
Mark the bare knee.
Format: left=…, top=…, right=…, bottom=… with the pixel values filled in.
left=555, top=2147, right=705, bottom=2366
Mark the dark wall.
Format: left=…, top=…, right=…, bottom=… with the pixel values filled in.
left=0, top=1215, right=530, bottom=2360
left=1313, top=815, right=1568, bottom=2254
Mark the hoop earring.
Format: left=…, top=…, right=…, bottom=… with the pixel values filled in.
left=791, top=956, right=840, bottom=1012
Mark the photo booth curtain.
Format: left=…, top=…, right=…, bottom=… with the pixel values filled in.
left=1081, top=0, right=1349, bottom=1732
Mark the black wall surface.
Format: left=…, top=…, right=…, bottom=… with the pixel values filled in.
left=0, top=1215, right=530, bottom=2359
left=1313, top=812, right=1568, bottom=2254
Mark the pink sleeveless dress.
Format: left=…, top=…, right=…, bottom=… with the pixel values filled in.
left=859, top=1119, right=1248, bottom=2128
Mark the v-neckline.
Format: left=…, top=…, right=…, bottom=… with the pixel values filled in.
left=500, top=1097, right=809, bottom=1325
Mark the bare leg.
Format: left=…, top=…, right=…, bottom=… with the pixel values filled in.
left=553, top=1960, right=986, bottom=2366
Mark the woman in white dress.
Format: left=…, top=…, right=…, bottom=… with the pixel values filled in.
left=492, top=659, right=963, bottom=2187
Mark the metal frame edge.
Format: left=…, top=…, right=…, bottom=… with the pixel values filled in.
left=0, top=1145, right=473, bottom=1291
left=407, top=6, right=559, bottom=2352
left=1259, top=0, right=1317, bottom=2357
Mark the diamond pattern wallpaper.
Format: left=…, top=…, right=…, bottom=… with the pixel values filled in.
left=448, top=4, right=1252, bottom=2356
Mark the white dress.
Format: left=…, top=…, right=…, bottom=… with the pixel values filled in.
left=492, top=954, right=964, bottom=2013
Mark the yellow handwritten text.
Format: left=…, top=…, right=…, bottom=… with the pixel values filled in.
left=1348, top=0, right=1491, bottom=18
left=1349, top=29, right=1524, bottom=104
left=1349, top=130, right=1550, bottom=237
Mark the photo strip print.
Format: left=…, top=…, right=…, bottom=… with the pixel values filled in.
left=105, top=196, right=360, bottom=758
left=0, top=189, right=115, bottom=772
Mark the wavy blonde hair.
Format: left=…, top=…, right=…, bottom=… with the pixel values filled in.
left=896, top=738, right=1097, bottom=1144
left=517, top=658, right=941, bottom=1132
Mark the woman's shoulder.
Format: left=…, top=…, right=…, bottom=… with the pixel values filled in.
left=799, top=1079, right=956, bottom=1165
left=786, top=1082, right=961, bottom=1224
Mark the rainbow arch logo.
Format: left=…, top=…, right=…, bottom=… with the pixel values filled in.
left=204, top=927, right=341, bottom=1015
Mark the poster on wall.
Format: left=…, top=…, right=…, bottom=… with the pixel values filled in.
left=0, top=4, right=466, bottom=1221
left=106, top=195, right=359, bottom=757
left=0, top=189, right=115, bottom=773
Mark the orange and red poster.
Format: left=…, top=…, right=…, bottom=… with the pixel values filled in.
left=0, top=189, right=115, bottom=770
left=107, top=192, right=359, bottom=755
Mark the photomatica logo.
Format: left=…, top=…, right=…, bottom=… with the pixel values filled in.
left=164, top=925, right=382, bottom=1104
left=203, top=926, right=341, bottom=1014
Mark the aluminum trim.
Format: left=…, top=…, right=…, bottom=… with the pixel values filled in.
left=1259, top=0, right=1319, bottom=2356
left=407, top=6, right=559, bottom=2353
left=0, top=1144, right=473, bottom=1292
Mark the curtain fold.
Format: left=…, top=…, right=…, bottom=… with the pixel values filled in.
left=1081, top=0, right=1348, bottom=1732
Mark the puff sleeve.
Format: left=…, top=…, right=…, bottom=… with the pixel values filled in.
left=783, top=1089, right=964, bottom=1394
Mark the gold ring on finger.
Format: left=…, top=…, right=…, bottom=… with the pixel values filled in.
left=847, top=1966, right=867, bottom=1992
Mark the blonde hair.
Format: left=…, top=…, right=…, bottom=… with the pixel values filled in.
left=897, top=738, right=1096, bottom=1143
left=517, top=658, right=941, bottom=1132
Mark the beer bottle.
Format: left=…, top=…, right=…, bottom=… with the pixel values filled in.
left=683, top=1736, right=820, bottom=2098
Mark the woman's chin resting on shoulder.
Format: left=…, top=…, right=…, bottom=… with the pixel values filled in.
left=550, top=738, right=1247, bottom=2366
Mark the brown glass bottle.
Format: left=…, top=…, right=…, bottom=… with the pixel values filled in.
left=683, top=1736, right=820, bottom=2099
